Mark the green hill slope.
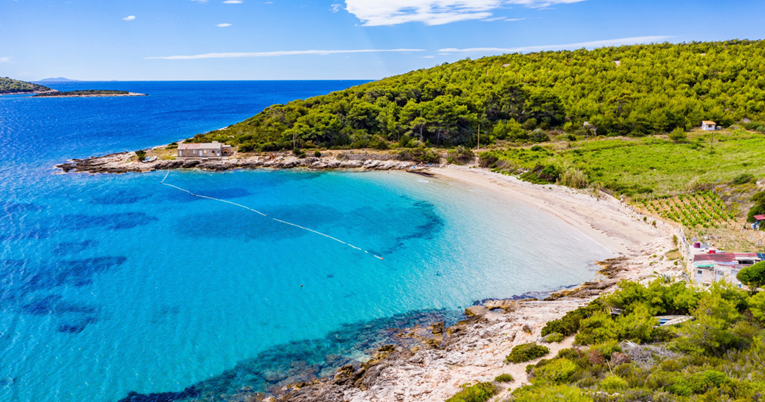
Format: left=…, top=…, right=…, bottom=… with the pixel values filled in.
left=0, top=77, right=53, bottom=94
left=188, top=39, right=765, bottom=152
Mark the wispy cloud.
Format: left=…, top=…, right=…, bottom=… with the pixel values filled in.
left=147, top=48, right=425, bottom=60
left=440, top=36, right=671, bottom=53
left=223, top=0, right=242, bottom=3
left=123, top=15, right=136, bottom=21
left=331, top=3, right=343, bottom=12
left=344, top=0, right=586, bottom=26
left=216, top=23, right=232, bottom=27
left=481, top=16, right=524, bottom=22
left=0, top=57, right=10, bottom=63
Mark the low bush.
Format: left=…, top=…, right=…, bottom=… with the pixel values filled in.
left=600, top=374, right=628, bottom=391
left=494, top=373, right=514, bottom=383
left=530, top=358, right=578, bottom=384
left=506, top=343, right=550, bottom=363
left=314, top=150, right=322, bottom=157
left=135, top=150, right=146, bottom=161
left=510, top=384, right=592, bottom=402
left=559, top=166, right=589, bottom=189
left=445, top=382, right=497, bottom=402
left=731, top=173, right=755, bottom=185
left=543, top=332, right=564, bottom=343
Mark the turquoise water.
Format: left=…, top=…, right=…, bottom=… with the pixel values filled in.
left=0, top=82, right=611, bottom=401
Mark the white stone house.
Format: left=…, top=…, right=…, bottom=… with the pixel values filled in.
left=177, top=141, right=232, bottom=158
left=701, top=121, right=717, bottom=131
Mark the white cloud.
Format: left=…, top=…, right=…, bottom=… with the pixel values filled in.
left=481, top=16, right=524, bottom=22
left=189, top=0, right=208, bottom=2
left=343, top=0, right=586, bottom=26
left=331, top=3, right=342, bottom=12
left=421, top=55, right=435, bottom=58
left=223, top=0, right=242, bottom=3
left=439, top=36, right=671, bottom=53
left=216, top=23, right=232, bottom=27
left=146, top=48, right=425, bottom=60
left=123, top=15, right=136, bottom=21
left=0, top=57, right=10, bottom=63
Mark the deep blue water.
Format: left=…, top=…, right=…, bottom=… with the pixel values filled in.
left=0, top=81, right=611, bottom=401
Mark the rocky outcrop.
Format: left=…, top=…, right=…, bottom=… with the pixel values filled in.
left=55, top=152, right=425, bottom=175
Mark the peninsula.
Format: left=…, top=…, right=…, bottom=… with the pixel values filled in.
left=0, top=77, right=55, bottom=95
left=33, top=90, right=147, bottom=98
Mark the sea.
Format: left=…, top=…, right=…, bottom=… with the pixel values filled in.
left=0, top=81, right=611, bottom=402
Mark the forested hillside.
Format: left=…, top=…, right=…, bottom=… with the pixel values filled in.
left=0, top=77, right=52, bottom=94
left=189, top=40, right=765, bottom=152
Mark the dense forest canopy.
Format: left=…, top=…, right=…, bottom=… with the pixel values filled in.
left=189, top=40, right=765, bottom=152
left=0, top=77, right=52, bottom=94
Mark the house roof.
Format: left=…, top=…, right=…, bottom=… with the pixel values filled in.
left=693, top=253, right=736, bottom=262
left=734, top=253, right=760, bottom=259
left=754, top=215, right=765, bottom=221
left=178, top=142, right=224, bottom=150
left=702, top=121, right=716, bottom=125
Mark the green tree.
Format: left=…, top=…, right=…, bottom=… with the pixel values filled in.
left=737, top=262, right=765, bottom=293
left=668, top=127, right=687, bottom=143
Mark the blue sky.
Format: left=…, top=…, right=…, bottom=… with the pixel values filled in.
left=1, top=0, right=764, bottom=81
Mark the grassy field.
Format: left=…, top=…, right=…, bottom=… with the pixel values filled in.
left=484, top=129, right=765, bottom=197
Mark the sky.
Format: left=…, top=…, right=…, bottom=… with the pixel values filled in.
left=1, top=0, right=764, bottom=81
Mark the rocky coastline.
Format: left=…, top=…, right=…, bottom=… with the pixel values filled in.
left=55, top=151, right=428, bottom=175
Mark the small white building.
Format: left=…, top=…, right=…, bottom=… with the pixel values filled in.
left=702, top=121, right=717, bottom=131
left=177, top=141, right=232, bottom=158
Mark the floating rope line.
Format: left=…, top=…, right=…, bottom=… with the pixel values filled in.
left=160, top=171, right=384, bottom=260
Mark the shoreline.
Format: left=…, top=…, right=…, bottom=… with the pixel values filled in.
left=97, top=159, right=684, bottom=401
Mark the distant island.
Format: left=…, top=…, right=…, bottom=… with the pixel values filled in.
left=0, top=77, right=55, bottom=95
left=35, top=77, right=80, bottom=83
left=34, top=90, right=147, bottom=98
left=1, top=77, right=146, bottom=97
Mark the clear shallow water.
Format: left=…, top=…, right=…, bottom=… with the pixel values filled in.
left=0, top=81, right=610, bottom=402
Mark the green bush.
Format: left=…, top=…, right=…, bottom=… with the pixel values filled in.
left=314, top=150, right=322, bottom=157
left=494, top=373, right=514, bottom=383
left=667, top=370, right=732, bottom=396
left=506, top=343, right=550, bottom=363
left=542, top=300, right=604, bottom=337
left=668, top=127, right=687, bottom=143
left=559, top=166, right=589, bottom=189
left=445, top=382, right=497, bottom=402
left=737, top=262, right=765, bottom=292
left=574, top=312, right=618, bottom=345
left=531, top=358, right=578, bottom=384
left=749, top=291, right=765, bottom=322
left=591, top=340, right=621, bottom=358
left=731, top=173, right=755, bottom=185
left=135, top=150, right=146, bottom=161
left=745, top=121, right=763, bottom=130
left=600, top=374, right=628, bottom=391
left=510, top=384, right=593, bottom=402
left=543, top=332, right=565, bottom=343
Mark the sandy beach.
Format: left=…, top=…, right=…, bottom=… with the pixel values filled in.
left=268, top=165, right=684, bottom=402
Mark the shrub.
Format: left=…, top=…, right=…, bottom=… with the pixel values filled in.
left=574, top=312, right=618, bottom=345
left=445, top=382, right=497, bottom=402
left=494, top=373, right=514, bottom=383
left=731, top=173, right=755, bottom=185
left=758, top=125, right=765, bottom=134
left=737, top=262, right=765, bottom=292
left=478, top=152, right=499, bottom=168
left=600, top=374, right=628, bottom=391
left=448, top=146, right=475, bottom=164
left=530, top=129, right=550, bottom=143
left=668, top=127, right=687, bottom=143
left=559, top=167, right=589, bottom=189
left=506, top=343, right=550, bottom=363
left=510, top=384, right=592, bottom=402
left=667, top=370, right=732, bottom=396
left=314, top=150, right=322, bottom=157
left=744, top=121, right=763, bottom=130
left=543, top=332, right=565, bottom=343
left=750, top=291, right=765, bottom=323
left=135, top=150, right=146, bottom=161
left=592, top=340, right=621, bottom=358
left=522, top=118, right=537, bottom=130
left=542, top=300, right=604, bottom=337
left=530, top=358, right=578, bottom=384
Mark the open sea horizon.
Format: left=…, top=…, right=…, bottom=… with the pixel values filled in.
left=0, top=81, right=610, bottom=401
